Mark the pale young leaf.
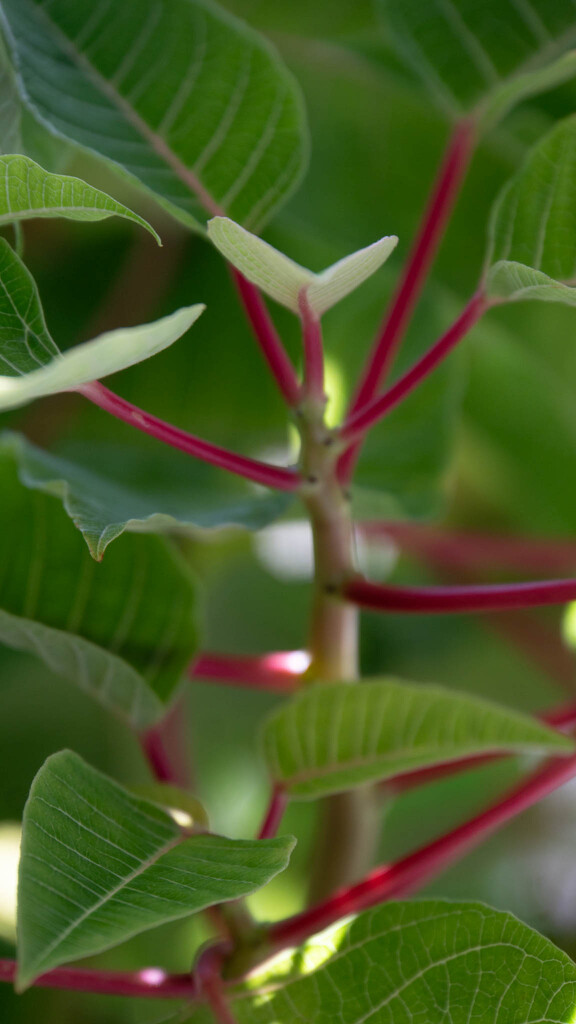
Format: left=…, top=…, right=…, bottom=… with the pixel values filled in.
left=208, top=216, right=397, bottom=316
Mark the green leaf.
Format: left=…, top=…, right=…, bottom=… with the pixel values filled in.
left=377, top=0, right=576, bottom=127
left=207, top=217, right=397, bottom=315
left=3, top=432, right=293, bottom=559
left=183, top=900, right=576, bottom=1023
left=262, top=679, right=573, bottom=799
left=0, top=0, right=308, bottom=230
left=0, top=237, right=204, bottom=411
left=0, top=443, right=198, bottom=724
left=17, top=750, right=294, bottom=990
left=485, top=116, right=576, bottom=305
left=0, top=154, right=160, bottom=239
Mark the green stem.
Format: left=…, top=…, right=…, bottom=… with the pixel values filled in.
left=298, top=405, right=379, bottom=900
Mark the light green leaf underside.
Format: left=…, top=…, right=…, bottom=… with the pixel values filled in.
left=0, top=0, right=308, bottom=231
left=487, top=261, right=576, bottom=304
left=262, top=679, right=572, bottom=799
left=184, top=900, right=576, bottom=1023
left=0, top=236, right=203, bottom=411
left=377, top=0, right=576, bottom=123
left=486, top=115, right=576, bottom=305
left=0, top=154, right=160, bottom=239
left=0, top=444, right=199, bottom=721
left=208, top=216, right=398, bottom=315
left=17, top=751, right=294, bottom=990
left=3, top=432, right=293, bottom=559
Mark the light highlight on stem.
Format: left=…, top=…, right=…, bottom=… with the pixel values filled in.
left=190, top=650, right=308, bottom=692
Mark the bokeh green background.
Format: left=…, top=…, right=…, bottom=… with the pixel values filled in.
left=3, top=1, right=576, bottom=1019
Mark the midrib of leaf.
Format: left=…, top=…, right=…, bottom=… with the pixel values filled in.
left=29, top=825, right=182, bottom=971
left=32, top=2, right=223, bottom=219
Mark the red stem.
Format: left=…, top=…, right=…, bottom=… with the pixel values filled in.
left=359, top=521, right=576, bottom=575
left=0, top=961, right=197, bottom=999
left=80, top=382, right=299, bottom=491
left=190, top=650, right=309, bottom=692
left=344, top=574, right=576, bottom=614
left=196, top=944, right=238, bottom=1024
left=269, top=746, right=576, bottom=948
left=258, top=785, right=288, bottom=840
left=298, top=289, right=324, bottom=402
left=338, top=118, right=476, bottom=482
left=140, top=698, right=191, bottom=787
left=231, top=270, right=300, bottom=406
left=340, top=290, right=487, bottom=446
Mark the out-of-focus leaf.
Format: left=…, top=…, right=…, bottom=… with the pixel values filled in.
left=0, top=0, right=308, bottom=230
left=183, top=900, right=576, bottom=1023
left=0, top=236, right=203, bottom=411
left=262, top=679, right=572, bottom=799
left=0, top=35, right=20, bottom=153
left=17, top=751, right=295, bottom=990
left=208, top=216, right=397, bottom=315
left=0, top=444, right=199, bottom=721
left=3, top=432, right=293, bottom=559
left=486, top=116, right=576, bottom=306
left=0, top=154, right=160, bottom=239
left=377, top=0, right=576, bottom=127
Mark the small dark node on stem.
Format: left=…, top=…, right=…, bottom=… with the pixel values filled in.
left=307, top=474, right=319, bottom=484
left=342, top=489, right=352, bottom=502
left=324, top=583, right=339, bottom=595
left=294, top=406, right=304, bottom=418
left=322, top=435, right=335, bottom=447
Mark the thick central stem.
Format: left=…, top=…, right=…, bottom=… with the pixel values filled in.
left=299, top=407, right=378, bottom=898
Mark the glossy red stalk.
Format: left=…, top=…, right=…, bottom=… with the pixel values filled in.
left=339, top=119, right=476, bottom=482
left=0, top=961, right=197, bottom=999
left=269, top=746, right=576, bottom=949
left=231, top=269, right=301, bottom=406
left=344, top=574, right=576, bottom=614
left=80, top=382, right=299, bottom=491
left=196, top=944, right=238, bottom=1024
left=298, top=289, right=324, bottom=401
left=190, top=650, right=309, bottom=692
left=140, top=698, right=191, bottom=787
left=340, top=290, right=487, bottom=447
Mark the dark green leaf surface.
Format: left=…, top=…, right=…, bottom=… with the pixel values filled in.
left=3, top=432, right=293, bottom=559
left=0, top=0, right=308, bottom=230
left=262, top=679, right=573, bottom=798
left=0, top=443, right=199, bottom=721
left=184, top=900, right=576, bottom=1023
left=377, top=0, right=576, bottom=126
left=17, top=751, right=294, bottom=990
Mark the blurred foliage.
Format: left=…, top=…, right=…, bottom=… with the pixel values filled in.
left=2, top=0, right=576, bottom=1019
